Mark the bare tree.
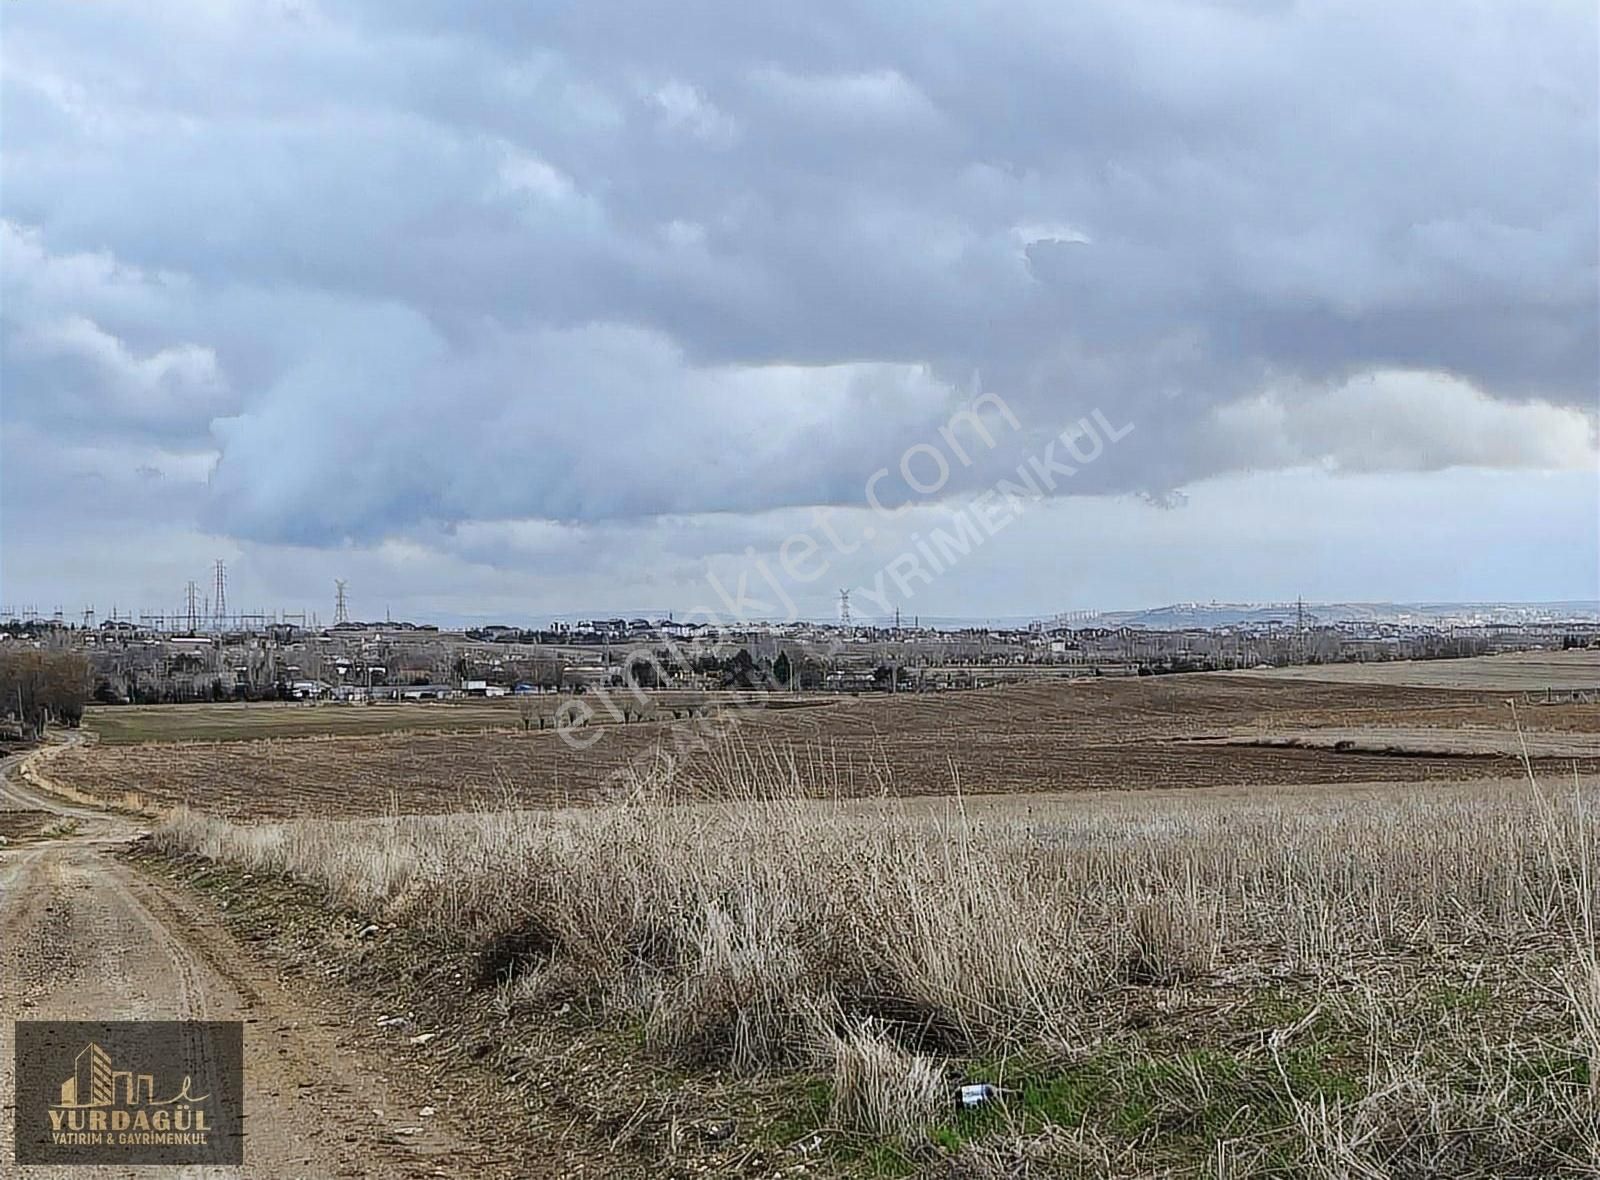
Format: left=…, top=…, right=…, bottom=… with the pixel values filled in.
left=0, top=649, right=92, bottom=736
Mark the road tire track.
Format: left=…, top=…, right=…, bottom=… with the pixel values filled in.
left=1, top=740, right=493, bottom=1178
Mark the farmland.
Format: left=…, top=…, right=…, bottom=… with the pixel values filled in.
left=27, top=654, right=1600, bottom=1174
left=155, top=765, right=1600, bottom=1176
left=84, top=698, right=529, bottom=744
left=52, top=665, right=1600, bottom=819
left=1229, top=648, right=1600, bottom=691
left=81, top=691, right=771, bottom=745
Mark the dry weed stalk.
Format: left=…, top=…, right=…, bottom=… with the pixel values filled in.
left=154, top=745, right=1600, bottom=1161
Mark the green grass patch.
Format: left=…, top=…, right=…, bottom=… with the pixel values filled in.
left=85, top=700, right=530, bottom=744
left=914, top=1036, right=1366, bottom=1173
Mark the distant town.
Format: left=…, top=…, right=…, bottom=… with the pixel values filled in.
left=2, top=580, right=1595, bottom=706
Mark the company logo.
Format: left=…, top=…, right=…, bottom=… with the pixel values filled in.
left=14, top=1021, right=244, bottom=1165
left=49, top=1039, right=212, bottom=1143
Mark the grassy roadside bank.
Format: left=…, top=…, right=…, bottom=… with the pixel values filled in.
left=126, top=843, right=823, bottom=1176
left=147, top=769, right=1600, bottom=1177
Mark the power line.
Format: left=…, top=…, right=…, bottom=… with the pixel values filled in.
left=212, top=559, right=228, bottom=628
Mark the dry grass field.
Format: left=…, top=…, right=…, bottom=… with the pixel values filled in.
left=1229, top=648, right=1600, bottom=691
left=69, top=663, right=1600, bottom=1173
left=155, top=765, right=1600, bottom=1175
left=82, top=690, right=782, bottom=745
left=1189, top=725, right=1600, bottom=759
left=56, top=674, right=1600, bottom=819
left=84, top=699, right=531, bottom=744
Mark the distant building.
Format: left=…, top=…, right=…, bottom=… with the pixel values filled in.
left=373, top=683, right=460, bottom=700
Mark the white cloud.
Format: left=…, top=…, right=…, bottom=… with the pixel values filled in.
left=0, top=220, right=186, bottom=319
left=1, top=2, right=1594, bottom=611
left=20, top=315, right=224, bottom=414
left=648, top=80, right=738, bottom=145
left=748, top=67, right=942, bottom=129
left=1012, top=222, right=1092, bottom=249
left=492, top=144, right=576, bottom=204
left=200, top=319, right=987, bottom=543
left=2, top=226, right=229, bottom=441
left=1207, top=369, right=1599, bottom=475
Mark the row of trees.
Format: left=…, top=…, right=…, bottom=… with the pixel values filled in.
left=0, top=649, right=91, bottom=736
left=684, top=648, right=827, bottom=690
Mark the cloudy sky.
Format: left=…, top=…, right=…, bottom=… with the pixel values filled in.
left=2, top=1, right=1596, bottom=624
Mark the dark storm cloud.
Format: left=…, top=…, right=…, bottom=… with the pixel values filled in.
left=1, top=0, right=1594, bottom=550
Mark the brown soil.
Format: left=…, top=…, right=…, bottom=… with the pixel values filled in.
left=134, top=848, right=833, bottom=1178
left=0, top=745, right=546, bottom=1178
left=0, top=808, right=56, bottom=843
left=46, top=676, right=1600, bottom=819
left=1, top=741, right=835, bottom=1177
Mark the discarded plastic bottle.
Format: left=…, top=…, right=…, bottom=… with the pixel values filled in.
left=958, top=1083, right=996, bottom=1108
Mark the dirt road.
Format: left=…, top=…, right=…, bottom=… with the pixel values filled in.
left=0, top=741, right=498, bottom=1179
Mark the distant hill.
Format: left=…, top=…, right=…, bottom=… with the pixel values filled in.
left=1066, top=601, right=1600, bottom=629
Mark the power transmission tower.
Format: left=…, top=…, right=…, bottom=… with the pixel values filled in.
left=334, top=580, right=349, bottom=626
left=212, top=559, right=228, bottom=628
left=185, top=581, right=200, bottom=634
left=837, top=589, right=851, bottom=627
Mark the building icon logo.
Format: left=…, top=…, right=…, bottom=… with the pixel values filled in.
left=53, top=1040, right=210, bottom=1111
left=14, top=1020, right=243, bottom=1165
